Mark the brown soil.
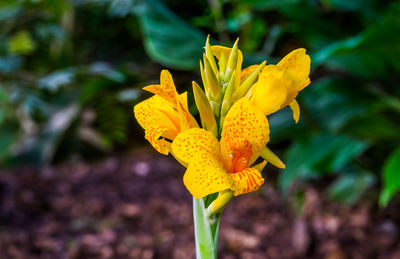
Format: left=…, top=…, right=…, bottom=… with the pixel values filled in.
left=0, top=150, right=399, bottom=259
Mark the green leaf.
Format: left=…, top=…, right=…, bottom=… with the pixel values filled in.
left=108, top=0, right=135, bottom=17
left=313, top=5, right=400, bottom=77
left=0, top=4, right=21, bottom=22
left=89, top=62, right=125, bottom=83
left=275, top=0, right=344, bottom=47
left=38, top=70, right=75, bottom=92
left=0, top=125, right=18, bottom=162
left=8, top=30, right=36, bottom=55
left=329, top=169, right=375, bottom=205
left=279, top=134, right=369, bottom=192
left=0, top=56, right=23, bottom=74
left=321, top=0, right=376, bottom=12
left=10, top=105, right=79, bottom=165
left=302, top=77, right=386, bottom=132
left=380, top=148, right=400, bottom=207
left=136, top=0, right=205, bottom=70
left=268, top=107, right=307, bottom=141
left=342, top=114, right=400, bottom=141
left=239, top=0, right=300, bottom=10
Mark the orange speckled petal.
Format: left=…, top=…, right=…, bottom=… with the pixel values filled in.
left=171, top=128, right=222, bottom=167
left=144, top=127, right=174, bottom=155
left=134, top=95, right=179, bottom=131
left=176, top=92, right=195, bottom=131
left=177, top=92, right=199, bottom=128
left=220, top=98, right=269, bottom=171
left=230, top=167, right=264, bottom=196
left=277, top=48, right=311, bottom=81
left=143, top=70, right=178, bottom=107
left=183, top=153, right=234, bottom=198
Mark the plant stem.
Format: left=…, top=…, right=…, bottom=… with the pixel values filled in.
left=193, top=197, right=221, bottom=259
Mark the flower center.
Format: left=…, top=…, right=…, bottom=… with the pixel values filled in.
left=230, top=140, right=252, bottom=173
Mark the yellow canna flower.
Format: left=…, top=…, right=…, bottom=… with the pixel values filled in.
left=134, top=70, right=198, bottom=155
left=171, top=98, right=270, bottom=198
left=250, top=48, right=311, bottom=123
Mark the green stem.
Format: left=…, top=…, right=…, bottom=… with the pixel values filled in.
left=193, top=197, right=221, bottom=259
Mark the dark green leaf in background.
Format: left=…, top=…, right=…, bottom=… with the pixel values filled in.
left=329, top=168, right=375, bottom=205
left=0, top=125, right=18, bottom=162
left=313, top=4, right=400, bottom=77
left=279, top=134, right=369, bottom=192
left=380, top=148, right=400, bottom=206
left=302, top=77, right=386, bottom=132
left=136, top=0, right=205, bottom=70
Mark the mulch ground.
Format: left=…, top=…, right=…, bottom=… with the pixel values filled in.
left=0, top=150, right=399, bottom=259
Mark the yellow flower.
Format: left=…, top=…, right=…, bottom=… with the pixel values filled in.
left=171, top=98, right=269, bottom=198
left=134, top=70, right=198, bottom=155
left=250, top=48, right=311, bottom=122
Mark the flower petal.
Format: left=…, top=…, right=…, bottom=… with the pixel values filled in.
left=134, top=95, right=180, bottom=132
left=220, top=98, right=269, bottom=172
left=134, top=95, right=180, bottom=155
left=277, top=48, right=311, bottom=82
left=250, top=66, right=289, bottom=115
left=277, top=49, right=311, bottom=107
left=289, top=99, right=300, bottom=123
left=183, top=153, right=234, bottom=198
left=171, top=128, right=221, bottom=167
left=143, top=70, right=178, bottom=107
left=230, top=168, right=264, bottom=196
left=145, top=127, right=172, bottom=155
left=177, top=92, right=198, bottom=131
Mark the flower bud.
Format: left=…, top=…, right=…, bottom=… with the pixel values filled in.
left=232, top=60, right=266, bottom=102
left=192, top=81, right=217, bottom=136
left=204, top=54, right=221, bottom=101
left=223, top=38, right=239, bottom=83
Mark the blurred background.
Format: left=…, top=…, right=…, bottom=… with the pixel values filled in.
left=0, top=0, right=400, bottom=258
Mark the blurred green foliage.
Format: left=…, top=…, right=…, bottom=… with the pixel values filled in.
left=0, top=0, right=399, bottom=206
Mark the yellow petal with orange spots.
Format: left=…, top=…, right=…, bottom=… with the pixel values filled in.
left=220, top=98, right=269, bottom=172
left=289, top=99, right=300, bottom=123
left=230, top=168, right=264, bottom=196
left=183, top=153, right=234, bottom=198
left=176, top=92, right=192, bottom=132
left=144, top=127, right=173, bottom=155
left=134, top=95, right=180, bottom=132
left=171, top=128, right=222, bottom=167
left=250, top=66, right=289, bottom=115
left=143, top=70, right=178, bottom=107
left=211, top=45, right=243, bottom=90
